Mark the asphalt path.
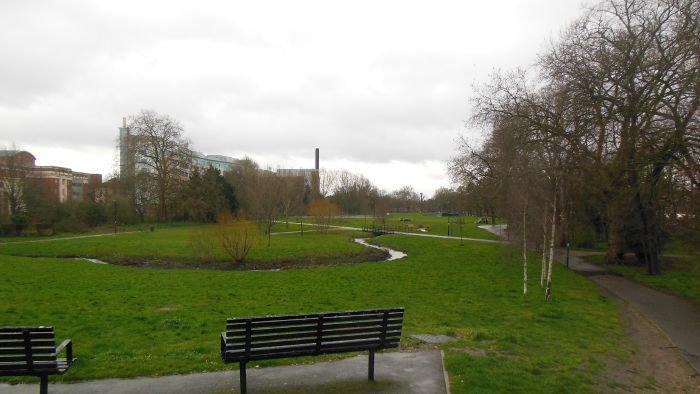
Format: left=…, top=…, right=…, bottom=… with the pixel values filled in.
left=480, top=224, right=700, bottom=372
left=0, top=351, right=448, bottom=394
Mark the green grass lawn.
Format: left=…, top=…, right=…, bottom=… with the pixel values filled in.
left=0, top=226, right=382, bottom=269
left=291, top=212, right=501, bottom=240
left=0, top=228, right=620, bottom=392
left=0, top=221, right=201, bottom=243
left=586, top=255, right=700, bottom=304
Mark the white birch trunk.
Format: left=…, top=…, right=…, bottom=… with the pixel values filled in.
left=523, top=201, right=528, bottom=294
left=540, top=231, right=546, bottom=288
left=545, top=190, right=557, bottom=301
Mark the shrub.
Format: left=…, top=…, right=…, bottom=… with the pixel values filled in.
left=215, top=212, right=260, bottom=263
left=10, top=213, right=30, bottom=236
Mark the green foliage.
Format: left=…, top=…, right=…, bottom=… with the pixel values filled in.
left=179, top=166, right=237, bottom=223
left=0, top=232, right=620, bottom=391
left=81, top=203, right=107, bottom=228
left=9, top=213, right=30, bottom=236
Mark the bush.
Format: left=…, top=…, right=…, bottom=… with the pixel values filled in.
left=81, top=203, right=107, bottom=228
left=215, top=212, right=260, bottom=263
left=10, top=213, right=30, bottom=236
left=35, top=223, right=54, bottom=236
left=0, top=223, right=16, bottom=237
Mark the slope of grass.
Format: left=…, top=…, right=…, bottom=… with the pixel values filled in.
left=0, top=233, right=619, bottom=392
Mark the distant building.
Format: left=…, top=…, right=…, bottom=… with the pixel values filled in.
left=191, top=152, right=242, bottom=174
left=0, top=150, right=102, bottom=215
left=118, top=118, right=241, bottom=179
left=276, top=148, right=320, bottom=196
left=118, top=118, right=321, bottom=196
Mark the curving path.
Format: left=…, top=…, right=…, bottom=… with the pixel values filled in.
left=480, top=224, right=700, bottom=372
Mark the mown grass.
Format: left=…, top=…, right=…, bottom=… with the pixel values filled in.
left=0, top=230, right=620, bottom=392
left=292, top=212, right=500, bottom=240
left=0, top=221, right=201, bottom=243
left=0, top=227, right=381, bottom=269
left=586, top=255, right=700, bottom=304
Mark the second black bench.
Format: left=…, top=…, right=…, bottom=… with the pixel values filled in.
left=220, top=307, right=404, bottom=393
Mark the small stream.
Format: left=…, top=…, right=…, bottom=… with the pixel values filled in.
left=354, top=238, right=407, bottom=261
left=80, top=238, right=407, bottom=266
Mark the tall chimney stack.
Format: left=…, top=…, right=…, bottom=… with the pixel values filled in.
left=315, top=148, right=319, bottom=170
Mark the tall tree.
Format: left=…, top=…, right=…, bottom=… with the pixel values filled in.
left=128, top=110, right=191, bottom=221
left=539, top=0, right=699, bottom=273
left=248, top=169, right=283, bottom=246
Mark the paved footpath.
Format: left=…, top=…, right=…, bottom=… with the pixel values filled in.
left=0, top=351, right=448, bottom=394
left=480, top=225, right=700, bottom=372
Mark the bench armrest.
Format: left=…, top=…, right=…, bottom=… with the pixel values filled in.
left=53, top=339, right=75, bottom=365
left=220, top=333, right=227, bottom=357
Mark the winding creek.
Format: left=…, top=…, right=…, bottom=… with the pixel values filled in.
left=80, top=237, right=406, bottom=266
left=353, top=238, right=407, bottom=261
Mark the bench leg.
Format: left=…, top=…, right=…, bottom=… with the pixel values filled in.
left=40, top=375, right=48, bottom=394
left=239, top=361, right=247, bottom=393
left=368, top=349, right=375, bottom=381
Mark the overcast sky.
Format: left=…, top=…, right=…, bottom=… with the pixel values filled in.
left=0, top=0, right=587, bottom=197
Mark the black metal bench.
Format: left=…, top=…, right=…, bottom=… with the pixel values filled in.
left=0, top=326, right=75, bottom=394
left=220, top=307, right=404, bottom=393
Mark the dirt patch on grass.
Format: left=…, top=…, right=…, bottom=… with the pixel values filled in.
left=595, top=289, right=698, bottom=392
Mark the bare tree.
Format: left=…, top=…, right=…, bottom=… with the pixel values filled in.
left=248, top=169, right=282, bottom=246
left=0, top=148, right=33, bottom=217
left=318, top=169, right=338, bottom=198
left=215, top=212, right=261, bottom=263
left=128, top=110, right=191, bottom=221
left=279, top=175, right=305, bottom=228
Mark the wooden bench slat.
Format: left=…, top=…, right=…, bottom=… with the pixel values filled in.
left=227, top=318, right=400, bottom=337
left=247, top=325, right=317, bottom=336
left=0, top=332, right=55, bottom=340
left=0, top=355, right=57, bottom=363
left=0, top=361, right=58, bottom=371
left=226, top=329, right=400, bottom=351
left=321, top=320, right=402, bottom=331
left=0, top=327, right=54, bottom=333
left=224, top=340, right=398, bottom=363
left=232, top=331, right=318, bottom=344
left=0, top=347, right=57, bottom=355
left=0, top=340, right=56, bottom=348
left=226, top=308, right=404, bottom=323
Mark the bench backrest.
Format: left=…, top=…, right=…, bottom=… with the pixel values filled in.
left=0, top=327, right=59, bottom=374
left=223, top=308, right=404, bottom=363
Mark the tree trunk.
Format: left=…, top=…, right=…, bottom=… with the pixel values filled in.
left=540, top=230, right=547, bottom=289
left=545, top=190, right=557, bottom=301
left=523, top=201, right=528, bottom=295
left=267, top=223, right=271, bottom=247
left=634, top=192, right=661, bottom=275
left=605, top=197, right=626, bottom=265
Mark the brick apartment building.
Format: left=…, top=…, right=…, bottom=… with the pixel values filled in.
left=0, top=150, right=102, bottom=215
